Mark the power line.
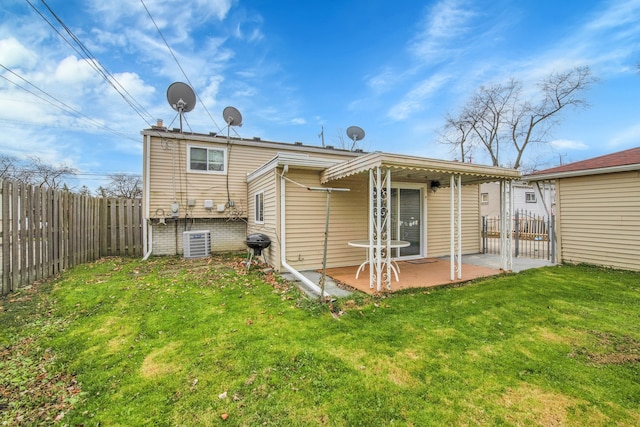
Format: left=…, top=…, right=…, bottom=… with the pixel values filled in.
left=140, top=0, right=224, bottom=134
left=0, top=64, right=140, bottom=142
left=25, top=0, right=156, bottom=127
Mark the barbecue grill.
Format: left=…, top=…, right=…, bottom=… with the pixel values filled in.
left=246, top=233, right=271, bottom=256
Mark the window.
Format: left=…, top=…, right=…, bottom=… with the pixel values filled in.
left=254, top=191, right=264, bottom=223
left=525, top=192, right=537, bottom=203
left=188, top=145, right=226, bottom=174
left=480, top=193, right=489, bottom=204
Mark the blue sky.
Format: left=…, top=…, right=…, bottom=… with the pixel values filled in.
left=1, top=0, right=639, bottom=190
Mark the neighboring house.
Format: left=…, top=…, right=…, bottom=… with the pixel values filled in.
left=480, top=181, right=555, bottom=218
left=524, top=146, right=640, bottom=271
left=142, top=126, right=520, bottom=291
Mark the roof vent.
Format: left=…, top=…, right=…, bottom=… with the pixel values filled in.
left=294, top=142, right=303, bottom=146
left=325, top=145, right=334, bottom=149
left=253, top=136, right=261, bottom=141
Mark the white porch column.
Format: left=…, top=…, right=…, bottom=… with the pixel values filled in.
left=449, top=174, right=462, bottom=280
left=369, top=167, right=391, bottom=291
left=500, top=180, right=514, bottom=271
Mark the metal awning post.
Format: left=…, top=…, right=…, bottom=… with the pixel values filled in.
left=500, top=180, right=513, bottom=271
left=308, top=186, right=350, bottom=303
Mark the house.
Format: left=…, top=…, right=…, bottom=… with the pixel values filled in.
left=142, top=126, right=521, bottom=292
left=523, top=146, right=640, bottom=271
left=480, top=181, right=555, bottom=218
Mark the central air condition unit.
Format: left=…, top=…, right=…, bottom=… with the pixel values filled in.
left=183, top=230, right=211, bottom=258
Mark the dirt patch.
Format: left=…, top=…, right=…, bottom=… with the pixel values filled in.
left=569, top=331, right=640, bottom=365
left=140, top=342, right=183, bottom=378
left=500, top=383, right=606, bottom=426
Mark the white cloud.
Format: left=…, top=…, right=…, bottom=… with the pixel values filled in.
left=387, top=74, right=450, bottom=121
left=0, top=37, right=38, bottom=69
left=409, top=0, right=476, bottom=61
left=608, top=123, right=640, bottom=148
left=54, top=56, right=100, bottom=85
left=550, top=139, right=589, bottom=151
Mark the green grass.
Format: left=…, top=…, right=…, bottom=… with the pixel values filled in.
left=1, top=255, right=639, bottom=426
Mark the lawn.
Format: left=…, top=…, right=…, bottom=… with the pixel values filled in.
left=1, top=254, right=639, bottom=426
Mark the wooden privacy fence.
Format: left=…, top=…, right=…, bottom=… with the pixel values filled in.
left=1, top=179, right=143, bottom=295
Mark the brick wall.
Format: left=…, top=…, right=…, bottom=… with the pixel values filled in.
left=151, top=218, right=247, bottom=255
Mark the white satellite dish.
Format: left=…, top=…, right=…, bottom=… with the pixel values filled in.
left=166, top=82, right=196, bottom=132
left=346, top=125, right=365, bottom=151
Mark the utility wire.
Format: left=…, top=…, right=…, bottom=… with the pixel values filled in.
left=0, top=63, right=139, bottom=142
left=25, top=0, right=155, bottom=127
left=140, top=0, right=224, bottom=134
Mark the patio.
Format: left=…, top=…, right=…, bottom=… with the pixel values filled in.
left=319, top=254, right=555, bottom=295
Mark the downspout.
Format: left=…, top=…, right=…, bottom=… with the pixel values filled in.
left=142, top=133, right=153, bottom=260
left=280, top=165, right=331, bottom=298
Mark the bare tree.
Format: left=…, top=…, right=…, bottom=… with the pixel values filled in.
left=25, top=156, right=77, bottom=190
left=441, top=66, right=595, bottom=169
left=97, top=173, right=142, bottom=198
left=440, top=110, right=477, bottom=162
left=0, top=155, right=76, bottom=189
left=0, top=155, right=18, bottom=180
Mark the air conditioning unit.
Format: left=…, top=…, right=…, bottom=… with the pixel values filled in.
left=183, top=230, right=211, bottom=258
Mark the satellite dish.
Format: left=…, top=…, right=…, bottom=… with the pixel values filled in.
left=346, top=125, right=365, bottom=150
left=223, top=106, right=243, bottom=127
left=166, top=82, right=196, bottom=113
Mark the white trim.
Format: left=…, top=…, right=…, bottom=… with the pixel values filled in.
left=186, top=144, right=227, bottom=175
left=254, top=191, right=265, bottom=224
left=143, top=134, right=151, bottom=257
left=524, top=164, right=640, bottom=181
left=247, top=153, right=342, bottom=183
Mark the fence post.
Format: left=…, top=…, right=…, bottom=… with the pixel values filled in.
left=481, top=216, right=487, bottom=253
left=514, top=210, right=519, bottom=258
left=550, top=214, right=556, bottom=263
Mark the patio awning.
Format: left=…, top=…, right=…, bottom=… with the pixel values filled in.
left=320, top=152, right=521, bottom=185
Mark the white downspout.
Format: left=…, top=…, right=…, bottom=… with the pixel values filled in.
left=142, top=133, right=153, bottom=260
left=280, top=165, right=331, bottom=298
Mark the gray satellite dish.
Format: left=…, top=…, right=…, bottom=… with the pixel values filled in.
left=223, top=106, right=243, bottom=127
left=167, top=82, right=196, bottom=113
left=346, top=125, right=365, bottom=150
left=166, top=82, right=196, bottom=132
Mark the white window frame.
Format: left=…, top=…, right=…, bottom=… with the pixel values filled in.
left=254, top=191, right=264, bottom=224
left=187, top=144, right=227, bottom=175
left=480, top=193, right=489, bottom=205
left=525, top=192, right=537, bottom=203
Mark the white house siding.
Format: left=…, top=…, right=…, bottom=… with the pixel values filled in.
left=556, top=171, right=640, bottom=271
left=247, top=168, right=280, bottom=269
left=426, top=185, right=481, bottom=257
left=282, top=170, right=368, bottom=272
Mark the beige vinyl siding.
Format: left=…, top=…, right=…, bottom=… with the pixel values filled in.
left=247, top=169, right=280, bottom=268
left=283, top=170, right=367, bottom=271
left=147, top=135, right=356, bottom=219
left=426, top=185, right=481, bottom=257
left=556, top=171, right=640, bottom=271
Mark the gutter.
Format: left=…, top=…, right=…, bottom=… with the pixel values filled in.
left=142, top=134, right=152, bottom=260
left=279, top=165, right=331, bottom=299
left=524, top=164, right=640, bottom=181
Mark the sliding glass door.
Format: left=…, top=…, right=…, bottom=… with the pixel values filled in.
left=390, top=188, right=422, bottom=258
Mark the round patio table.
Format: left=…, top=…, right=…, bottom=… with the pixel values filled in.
left=347, top=240, right=410, bottom=281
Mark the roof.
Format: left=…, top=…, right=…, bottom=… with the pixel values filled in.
left=321, top=152, right=520, bottom=186
left=524, top=146, right=640, bottom=181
